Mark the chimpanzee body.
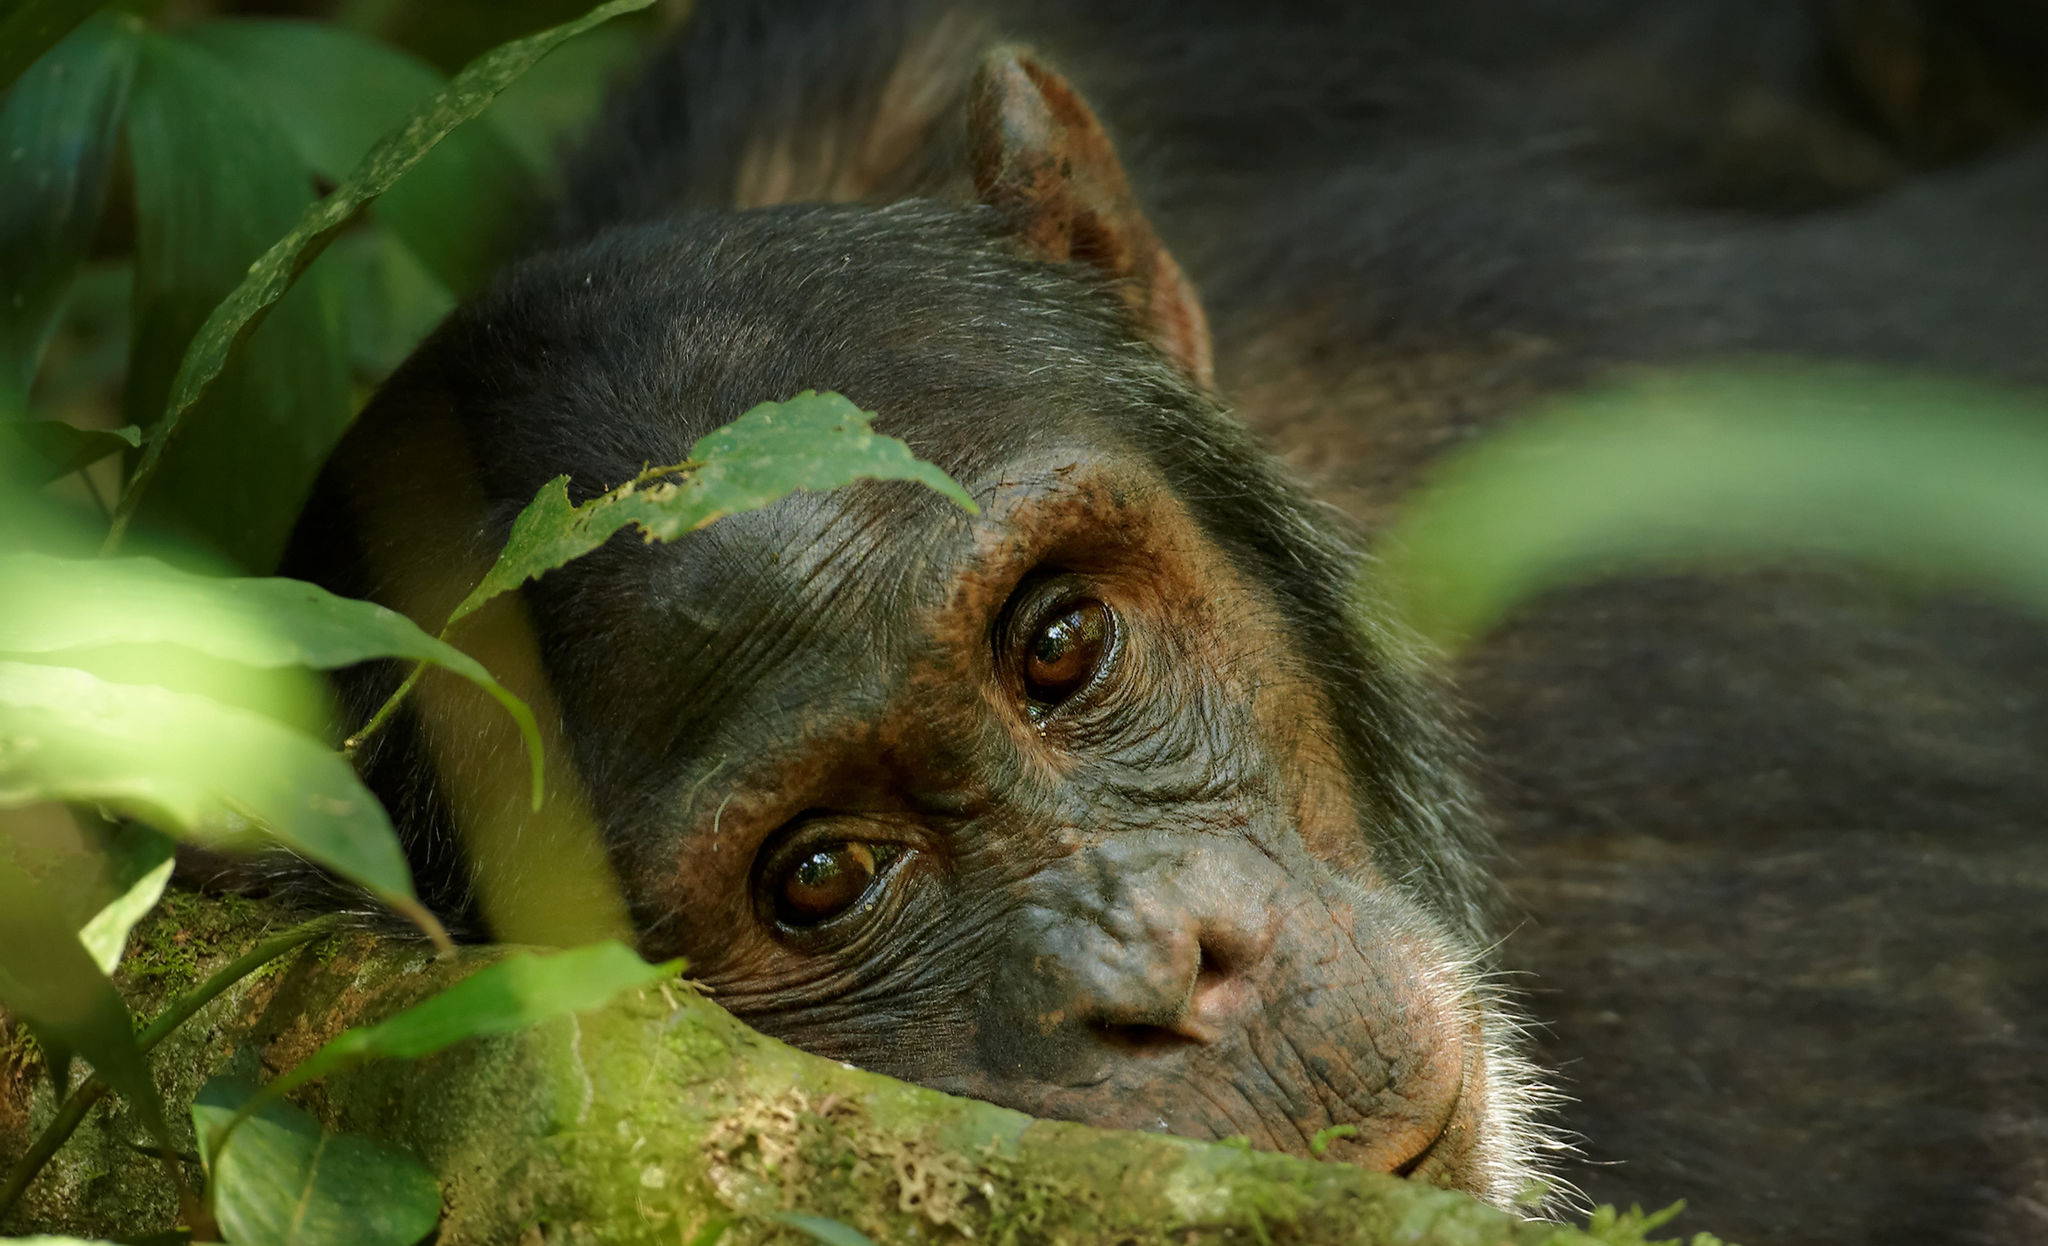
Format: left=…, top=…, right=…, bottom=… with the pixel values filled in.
left=284, top=2, right=2048, bottom=1242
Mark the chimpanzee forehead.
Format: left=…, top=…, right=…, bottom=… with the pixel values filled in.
left=536, top=433, right=1170, bottom=813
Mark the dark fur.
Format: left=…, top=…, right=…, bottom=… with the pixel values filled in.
left=284, top=2, right=2048, bottom=1241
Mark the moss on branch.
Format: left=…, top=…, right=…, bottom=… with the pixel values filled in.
left=2, top=902, right=1721, bottom=1245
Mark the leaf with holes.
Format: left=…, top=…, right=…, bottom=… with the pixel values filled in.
left=447, top=390, right=977, bottom=628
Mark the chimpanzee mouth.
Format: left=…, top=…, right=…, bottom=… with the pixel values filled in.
left=1391, top=1113, right=1452, bottom=1179
left=1387, top=1044, right=1469, bottom=1184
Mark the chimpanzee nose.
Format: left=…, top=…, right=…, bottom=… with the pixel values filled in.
left=1080, top=906, right=1275, bottom=1048
left=989, top=835, right=1285, bottom=1063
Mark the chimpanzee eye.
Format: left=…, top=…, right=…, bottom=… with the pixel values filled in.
left=771, top=841, right=898, bottom=927
left=1023, top=599, right=1113, bottom=707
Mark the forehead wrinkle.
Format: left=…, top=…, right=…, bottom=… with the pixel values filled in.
left=629, top=485, right=960, bottom=794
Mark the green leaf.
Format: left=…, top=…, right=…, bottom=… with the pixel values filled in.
left=449, top=391, right=979, bottom=627
left=765, top=1213, right=879, bottom=1246
left=76, top=824, right=174, bottom=974
left=0, top=659, right=416, bottom=910
left=1380, top=368, right=2048, bottom=649
left=194, top=1076, right=439, bottom=1246
left=122, top=31, right=351, bottom=571
left=0, top=11, right=138, bottom=412
left=482, top=18, right=643, bottom=175
left=183, top=20, right=540, bottom=295
left=325, top=229, right=456, bottom=377
left=0, top=860, right=170, bottom=1147
left=0, top=421, right=139, bottom=484
left=0, top=554, right=542, bottom=798
left=104, top=0, right=656, bottom=557
left=0, top=0, right=106, bottom=91
left=279, top=942, right=678, bottom=1088
left=10, top=260, right=130, bottom=433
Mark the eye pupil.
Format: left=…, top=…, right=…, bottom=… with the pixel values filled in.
left=777, top=842, right=879, bottom=925
left=1024, top=600, right=1110, bottom=705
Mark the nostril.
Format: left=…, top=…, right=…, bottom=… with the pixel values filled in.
left=1190, top=941, right=1257, bottom=1023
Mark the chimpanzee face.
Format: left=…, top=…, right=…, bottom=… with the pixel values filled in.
left=512, top=432, right=1514, bottom=1197
left=290, top=45, right=1547, bottom=1209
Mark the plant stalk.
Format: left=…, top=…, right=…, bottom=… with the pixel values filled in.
left=0, top=915, right=340, bottom=1218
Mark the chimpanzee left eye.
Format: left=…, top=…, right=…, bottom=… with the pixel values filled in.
left=770, top=841, right=901, bottom=927
left=1022, top=598, right=1114, bottom=708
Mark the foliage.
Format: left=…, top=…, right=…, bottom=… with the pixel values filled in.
left=449, top=390, right=980, bottom=630
left=193, top=1078, right=441, bottom=1246
left=0, top=2, right=972, bottom=1242
left=222, top=942, right=681, bottom=1126
left=1380, top=367, right=2048, bottom=651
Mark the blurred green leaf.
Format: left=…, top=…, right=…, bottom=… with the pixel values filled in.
left=766, top=1213, right=879, bottom=1246
left=326, top=230, right=456, bottom=376
left=76, top=824, right=173, bottom=974
left=484, top=19, right=643, bottom=176
left=0, top=11, right=138, bottom=415
left=449, top=391, right=978, bottom=628
left=16, top=260, right=129, bottom=433
left=0, top=0, right=106, bottom=91
left=349, top=0, right=619, bottom=74
left=123, top=31, right=351, bottom=570
left=185, top=20, right=540, bottom=295
left=193, top=1077, right=439, bottom=1246
left=278, top=941, right=678, bottom=1088
left=105, top=0, right=656, bottom=558
left=0, top=659, right=417, bottom=910
left=1381, top=368, right=2048, bottom=649
left=0, top=554, right=542, bottom=796
left=0, top=421, right=138, bottom=484
left=0, top=860, right=169, bottom=1146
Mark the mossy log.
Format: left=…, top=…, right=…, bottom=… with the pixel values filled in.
left=2, top=899, right=1712, bottom=1245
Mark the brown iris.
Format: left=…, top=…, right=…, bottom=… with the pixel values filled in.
left=1024, top=599, right=1111, bottom=707
left=775, top=842, right=882, bottom=925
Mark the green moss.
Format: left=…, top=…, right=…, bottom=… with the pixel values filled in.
left=117, top=888, right=266, bottom=997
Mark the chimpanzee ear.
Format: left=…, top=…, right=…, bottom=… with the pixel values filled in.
left=967, top=47, right=1215, bottom=388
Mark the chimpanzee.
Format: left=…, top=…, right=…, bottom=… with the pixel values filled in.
left=283, top=1, right=2048, bottom=1242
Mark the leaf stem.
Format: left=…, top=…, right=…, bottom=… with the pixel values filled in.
left=391, top=897, right=455, bottom=957
left=0, top=915, right=340, bottom=1217
left=341, top=660, right=426, bottom=758
left=75, top=464, right=113, bottom=523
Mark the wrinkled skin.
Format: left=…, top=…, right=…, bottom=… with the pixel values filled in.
left=608, top=459, right=1486, bottom=1184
